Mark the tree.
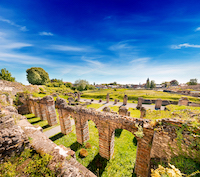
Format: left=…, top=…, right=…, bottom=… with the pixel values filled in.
left=74, top=79, right=90, bottom=91
left=187, top=78, right=198, bottom=85
left=150, top=80, right=156, bottom=89
left=170, top=80, right=179, bottom=86
left=146, top=78, right=150, bottom=89
left=26, top=67, right=50, bottom=85
left=0, top=68, right=15, bottom=82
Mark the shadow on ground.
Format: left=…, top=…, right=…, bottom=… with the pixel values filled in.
left=42, top=124, right=51, bottom=129
left=87, top=153, right=108, bottom=176
left=70, top=142, right=82, bottom=152
left=49, top=132, right=64, bottom=141
left=30, top=120, right=42, bottom=124
left=115, top=129, right=123, bottom=137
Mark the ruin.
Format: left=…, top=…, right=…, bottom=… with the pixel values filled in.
left=136, top=97, right=144, bottom=109
left=123, top=94, right=128, bottom=105
left=178, top=97, right=189, bottom=106
left=155, top=99, right=162, bottom=110
left=140, top=107, right=146, bottom=118
left=7, top=93, right=200, bottom=177
left=106, top=93, right=109, bottom=103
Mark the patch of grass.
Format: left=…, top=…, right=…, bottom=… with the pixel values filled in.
left=81, top=89, right=200, bottom=104
left=86, top=103, right=103, bottom=109
left=51, top=120, right=137, bottom=176
left=109, top=106, right=141, bottom=118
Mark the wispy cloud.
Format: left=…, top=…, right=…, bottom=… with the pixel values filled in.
left=0, top=17, right=28, bottom=31
left=109, top=40, right=136, bottom=51
left=50, top=44, right=97, bottom=52
left=1, top=43, right=33, bottom=49
left=39, top=31, right=54, bottom=36
left=130, top=57, right=151, bottom=63
left=195, top=27, right=200, bottom=31
left=0, top=52, right=52, bottom=65
left=171, top=43, right=200, bottom=49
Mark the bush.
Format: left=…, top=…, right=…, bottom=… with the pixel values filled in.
left=79, top=148, right=88, bottom=158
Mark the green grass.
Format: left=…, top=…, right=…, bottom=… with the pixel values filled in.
left=51, top=120, right=137, bottom=176
left=0, top=148, right=58, bottom=177
left=81, top=89, right=200, bottom=104
left=86, top=103, right=103, bottom=109
left=25, top=110, right=60, bottom=132
left=109, top=106, right=141, bottom=118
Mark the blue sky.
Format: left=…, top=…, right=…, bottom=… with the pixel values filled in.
left=1, top=0, right=200, bottom=85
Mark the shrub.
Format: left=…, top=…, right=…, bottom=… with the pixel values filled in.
left=79, top=148, right=88, bottom=158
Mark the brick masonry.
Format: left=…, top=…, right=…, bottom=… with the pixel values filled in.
left=22, top=96, right=200, bottom=177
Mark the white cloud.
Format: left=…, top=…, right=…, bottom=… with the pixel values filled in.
left=1, top=43, right=32, bottom=49
left=109, top=40, right=136, bottom=51
left=39, top=31, right=54, bottom=36
left=171, top=43, right=200, bottom=49
left=0, top=17, right=28, bottom=31
left=130, top=57, right=151, bottom=63
left=195, top=27, right=200, bottom=31
left=50, top=45, right=96, bottom=52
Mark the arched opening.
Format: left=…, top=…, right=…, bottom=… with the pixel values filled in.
left=104, top=129, right=138, bottom=177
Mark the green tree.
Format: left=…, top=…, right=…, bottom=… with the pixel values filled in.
left=26, top=67, right=50, bottom=85
left=146, top=78, right=150, bottom=89
left=187, top=78, right=198, bottom=85
left=170, top=80, right=179, bottom=86
left=0, top=68, right=15, bottom=82
left=150, top=80, right=156, bottom=89
left=74, top=79, right=90, bottom=91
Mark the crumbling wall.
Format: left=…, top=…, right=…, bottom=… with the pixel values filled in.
left=0, top=109, right=29, bottom=162
left=150, top=119, right=200, bottom=162
left=56, top=97, right=154, bottom=177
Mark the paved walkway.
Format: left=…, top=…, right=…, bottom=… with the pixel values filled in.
left=44, top=98, right=164, bottom=138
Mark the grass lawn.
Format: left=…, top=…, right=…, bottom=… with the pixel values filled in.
left=81, top=89, right=200, bottom=104
left=109, top=106, right=141, bottom=118
left=86, top=103, right=103, bottom=109
left=51, top=120, right=137, bottom=177
left=25, top=109, right=60, bottom=132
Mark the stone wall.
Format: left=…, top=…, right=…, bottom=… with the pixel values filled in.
left=150, top=119, right=200, bottom=162
left=24, top=96, right=200, bottom=177
left=56, top=97, right=154, bottom=177
left=0, top=110, right=29, bottom=162
left=18, top=94, right=57, bottom=126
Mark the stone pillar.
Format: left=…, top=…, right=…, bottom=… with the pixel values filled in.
left=58, top=109, right=72, bottom=135
left=135, top=129, right=154, bottom=177
left=123, top=95, right=128, bottom=105
left=77, top=93, right=81, bottom=102
left=40, top=100, right=48, bottom=121
left=178, top=97, right=189, bottom=106
left=119, top=106, right=128, bottom=116
left=45, top=96, right=57, bottom=126
left=40, top=96, right=57, bottom=126
left=155, top=99, right=162, bottom=110
left=140, top=107, right=146, bottom=118
left=99, top=124, right=114, bottom=160
left=136, top=97, right=143, bottom=109
left=33, top=99, right=40, bottom=118
left=75, top=116, right=89, bottom=144
left=114, top=99, right=118, bottom=104
left=106, top=93, right=109, bottom=103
